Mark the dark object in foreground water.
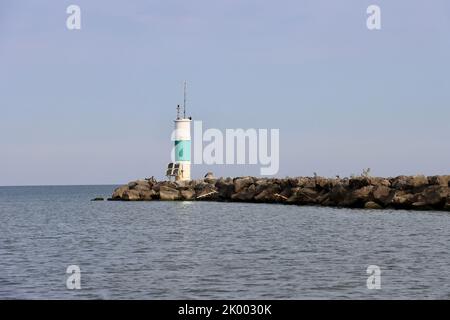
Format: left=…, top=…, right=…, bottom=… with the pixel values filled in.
left=91, top=197, right=104, bottom=201
left=109, top=175, right=450, bottom=212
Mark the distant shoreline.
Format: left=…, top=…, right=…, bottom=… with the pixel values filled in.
left=108, top=175, right=450, bottom=212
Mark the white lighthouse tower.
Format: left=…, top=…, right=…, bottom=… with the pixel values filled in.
left=168, top=81, right=192, bottom=181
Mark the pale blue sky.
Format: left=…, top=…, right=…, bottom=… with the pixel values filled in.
left=1, top=0, right=449, bottom=185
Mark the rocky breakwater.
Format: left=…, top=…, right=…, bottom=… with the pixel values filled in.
left=109, top=174, right=450, bottom=211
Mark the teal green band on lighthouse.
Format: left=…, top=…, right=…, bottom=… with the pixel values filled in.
left=175, top=140, right=191, bottom=161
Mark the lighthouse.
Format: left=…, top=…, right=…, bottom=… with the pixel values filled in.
left=168, top=81, right=192, bottom=181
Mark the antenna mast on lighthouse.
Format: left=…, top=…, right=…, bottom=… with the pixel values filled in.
left=183, top=80, right=187, bottom=119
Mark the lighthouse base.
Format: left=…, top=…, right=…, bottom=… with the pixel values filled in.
left=175, top=162, right=191, bottom=181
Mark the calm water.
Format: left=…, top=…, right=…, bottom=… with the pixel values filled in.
left=0, top=185, right=449, bottom=299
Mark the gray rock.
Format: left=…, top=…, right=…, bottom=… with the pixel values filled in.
left=392, top=175, right=428, bottom=190
left=369, top=177, right=391, bottom=187
left=122, top=189, right=141, bottom=201
left=181, top=189, right=195, bottom=200
left=159, top=186, right=180, bottom=201
left=139, top=189, right=156, bottom=201
left=373, top=186, right=393, bottom=206
left=409, top=175, right=429, bottom=188
left=175, top=180, right=189, bottom=188
left=153, top=181, right=177, bottom=192
left=328, top=184, right=348, bottom=205
left=194, top=181, right=211, bottom=192
left=417, top=186, right=448, bottom=206
left=391, top=191, right=416, bottom=207
left=428, top=175, right=450, bottom=187
left=315, top=177, right=334, bottom=191
left=232, top=184, right=256, bottom=201
left=215, top=179, right=235, bottom=199
left=254, top=184, right=281, bottom=202
left=352, top=186, right=374, bottom=203
left=133, top=184, right=151, bottom=192
left=296, top=187, right=320, bottom=204
left=349, top=177, right=371, bottom=189
left=364, top=201, right=383, bottom=209
left=128, top=181, right=138, bottom=188
left=112, top=185, right=129, bottom=199
left=196, top=187, right=219, bottom=200
left=234, top=177, right=254, bottom=193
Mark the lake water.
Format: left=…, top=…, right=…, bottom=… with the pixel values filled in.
left=0, top=185, right=449, bottom=299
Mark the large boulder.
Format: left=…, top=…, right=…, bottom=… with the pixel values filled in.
left=112, top=185, right=129, bottom=199
left=286, top=187, right=319, bottom=204
left=286, top=187, right=300, bottom=204
left=234, top=177, right=254, bottom=193
left=127, top=181, right=138, bottom=188
left=352, top=186, right=374, bottom=203
left=331, top=185, right=374, bottom=207
left=349, top=177, right=371, bottom=189
left=196, top=187, right=219, bottom=200
left=369, top=177, right=391, bottom=187
left=175, top=180, right=190, bottom=188
left=255, top=179, right=280, bottom=192
left=133, top=183, right=151, bottom=192
left=315, top=177, right=336, bottom=191
left=159, top=186, right=181, bottom=201
left=122, top=189, right=141, bottom=201
left=408, top=175, right=429, bottom=188
left=416, top=186, right=448, bottom=207
left=391, top=175, right=428, bottom=190
left=254, top=178, right=269, bottom=191
left=215, top=179, right=235, bottom=199
left=364, top=201, right=383, bottom=209
left=231, top=184, right=256, bottom=201
left=278, top=186, right=294, bottom=199
left=152, top=181, right=177, bottom=192
left=139, top=189, right=156, bottom=201
left=391, top=191, right=416, bottom=207
left=296, top=188, right=320, bottom=204
left=372, top=185, right=393, bottom=206
left=194, top=181, right=213, bottom=193
left=327, top=183, right=348, bottom=205
left=254, top=184, right=281, bottom=202
left=181, top=188, right=195, bottom=200
left=428, top=175, right=450, bottom=187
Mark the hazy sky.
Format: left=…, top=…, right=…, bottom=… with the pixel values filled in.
left=1, top=0, right=449, bottom=185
